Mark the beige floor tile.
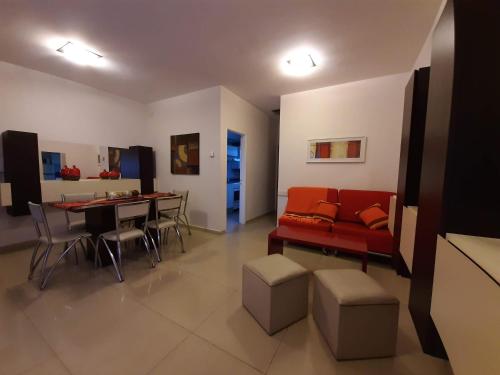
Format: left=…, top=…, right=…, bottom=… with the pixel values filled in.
left=126, top=265, right=235, bottom=330
left=20, top=356, right=70, bottom=375
left=195, top=292, right=287, bottom=373
left=267, top=314, right=452, bottom=375
left=24, top=284, right=189, bottom=375
left=149, top=334, right=261, bottom=375
left=0, top=215, right=453, bottom=375
left=0, top=308, right=55, bottom=375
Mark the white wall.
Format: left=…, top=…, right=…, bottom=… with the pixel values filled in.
left=146, top=87, right=225, bottom=232
left=277, top=73, right=409, bottom=215
left=414, top=0, right=446, bottom=69
left=220, top=87, right=276, bottom=223
left=0, top=61, right=149, bottom=247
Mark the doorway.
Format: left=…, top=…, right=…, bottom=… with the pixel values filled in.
left=226, top=130, right=245, bottom=231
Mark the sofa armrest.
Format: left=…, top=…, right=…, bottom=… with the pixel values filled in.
left=388, top=195, right=397, bottom=236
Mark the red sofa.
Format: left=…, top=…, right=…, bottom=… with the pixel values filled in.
left=278, top=187, right=394, bottom=256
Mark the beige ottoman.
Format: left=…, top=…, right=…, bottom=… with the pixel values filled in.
left=313, top=269, right=399, bottom=360
left=242, top=254, right=309, bottom=335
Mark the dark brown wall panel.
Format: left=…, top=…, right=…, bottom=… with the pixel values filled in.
left=2, top=130, right=42, bottom=216
left=409, top=0, right=454, bottom=358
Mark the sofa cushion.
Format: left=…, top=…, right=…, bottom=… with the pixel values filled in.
left=338, top=189, right=394, bottom=223
left=311, top=201, right=340, bottom=223
left=279, top=214, right=332, bottom=232
left=356, top=203, right=389, bottom=230
left=333, top=221, right=394, bottom=255
left=285, top=187, right=329, bottom=215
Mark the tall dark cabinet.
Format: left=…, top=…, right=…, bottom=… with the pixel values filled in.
left=409, top=0, right=500, bottom=358
left=2, top=130, right=42, bottom=216
left=129, top=146, right=155, bottom=194
left=393, top=67, right=430, bottom=276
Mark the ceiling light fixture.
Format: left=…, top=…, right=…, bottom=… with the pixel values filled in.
left=280, top=47, right=322, bottom=77
left=56, top=41, right=103, bottom=66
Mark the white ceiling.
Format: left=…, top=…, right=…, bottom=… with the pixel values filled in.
left=0, top=0, right=442, bottom=111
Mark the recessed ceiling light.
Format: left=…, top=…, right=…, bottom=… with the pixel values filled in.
left=56, top=41, right=103, bottom=66
left=280, top=47, right=322, bottom=77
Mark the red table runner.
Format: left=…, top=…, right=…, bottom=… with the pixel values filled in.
left=50, top=192, right=175, bottom=211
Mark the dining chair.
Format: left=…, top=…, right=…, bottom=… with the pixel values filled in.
left=148, top=195, right=185, bottom=255
left=161, top=189, right=191, bottom=235
left=28, top=202, right=96, bottom=290
left=61, top=192, right=97, bottom=230
left=96, top=200, right=158, bottom=282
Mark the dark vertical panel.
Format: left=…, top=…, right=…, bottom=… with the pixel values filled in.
left=130, top=146, right=155, bottom=194
left=393, top=68, right=430, bottom=276
left=2, top=131, right=42, bottom=216
left=411, top=0, right=500, bottom=358
left=443, top=0, right=500, bottom=237
left=393, top=74, right=415, bottom=276
left=410, top=0, right=455, bottom=358
left=406, top=67, right=430, bottom=206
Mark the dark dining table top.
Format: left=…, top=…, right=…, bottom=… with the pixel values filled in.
left=50, top=192, right=176, bottom=213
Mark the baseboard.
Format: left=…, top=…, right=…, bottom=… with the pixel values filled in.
left=245, top=210, right=276, bottom=224
left=184, top=223, right=225, bottom=235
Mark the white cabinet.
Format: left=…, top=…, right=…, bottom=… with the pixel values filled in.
left=400, top=206, right=418, bottom=272
left=431, top=235, right=500, bottom=375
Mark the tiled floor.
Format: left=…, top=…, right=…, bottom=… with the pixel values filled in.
left=0, top=215, right=453, bottom=375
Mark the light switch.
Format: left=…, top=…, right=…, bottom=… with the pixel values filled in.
left=209, top=151, right=215, bottom=158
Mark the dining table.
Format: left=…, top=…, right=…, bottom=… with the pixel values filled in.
left=50, top=192, right=176, bottom=266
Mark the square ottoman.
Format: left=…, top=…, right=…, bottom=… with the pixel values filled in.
left=313, top=269, right=399, bottom=360
left=242, top=254, right=309, bottom=335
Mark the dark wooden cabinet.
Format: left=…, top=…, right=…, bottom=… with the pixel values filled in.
left=129, top=146, right=155, bottom=194
left=393, top=67, right=430, bottom=276
left=409, top=0, right=499, bottom=358
left=2, top=130, right=42, bottom=216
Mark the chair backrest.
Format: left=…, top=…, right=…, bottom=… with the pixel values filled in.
left=28, top=202, right=51, bottom=241
left=61, top=192, right=97, bottom=202
left=114, top=200, right=151, bottom=239
left=154, top=195, right=182, bottom=224
left=61, top=193, right=97, bottom=229
left=172, top=190, right=189, bottom=213
left=116, top=200, right=150, bottom=221
left=157, top=196, right=182, bottom=212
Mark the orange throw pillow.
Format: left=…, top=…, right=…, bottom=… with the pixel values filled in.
left=356, top=203, right=388, bottom=230
left=312, top=200, right=340, bottom=223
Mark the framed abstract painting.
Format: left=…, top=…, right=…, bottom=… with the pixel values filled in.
left=171, top=133, right=200, bottom=174
left=307, top=137, right=367, bottom=163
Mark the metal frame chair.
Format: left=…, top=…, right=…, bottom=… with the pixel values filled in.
left=162, top=190, right=191, bottom=235
left=61, top=192, right=97, bottom=231
left=28, top=202, right=96, bottom=290
left=149, top=195, right=185, bottom=254
left=96, top=200, right=158, bottom=282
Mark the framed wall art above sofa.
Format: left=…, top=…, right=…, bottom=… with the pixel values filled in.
left=307, top=136, right=366, bottom=163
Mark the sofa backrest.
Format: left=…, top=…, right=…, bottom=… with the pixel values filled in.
left=337, top=189, right=394, bottom=223
left=286, top=187, right=338, bottom=215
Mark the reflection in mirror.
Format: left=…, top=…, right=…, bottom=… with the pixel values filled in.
left=42, top=151, right=64, bottom=180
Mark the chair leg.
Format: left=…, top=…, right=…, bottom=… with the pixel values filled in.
left=142, top=236, right=155, bottom=268
left=174, top=225, right=185, bottom=253
left=102, top=240, right=124, bottom=282
left=28, top=241, right=42, bottom=280
left=38, top=244, right=54, bottom=288
left=95, top=237, right=102, bottom=269
left=40, top=240, right=78, bottom=290
left=74, top=242, right=79, bottom=265
left=117, top=241, right=122, bottom=269
left=183, top=214, right=192, bottom=235
left=147, top=230, right=161, bottom=263
left=156, top=228, right=161, bottom=248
